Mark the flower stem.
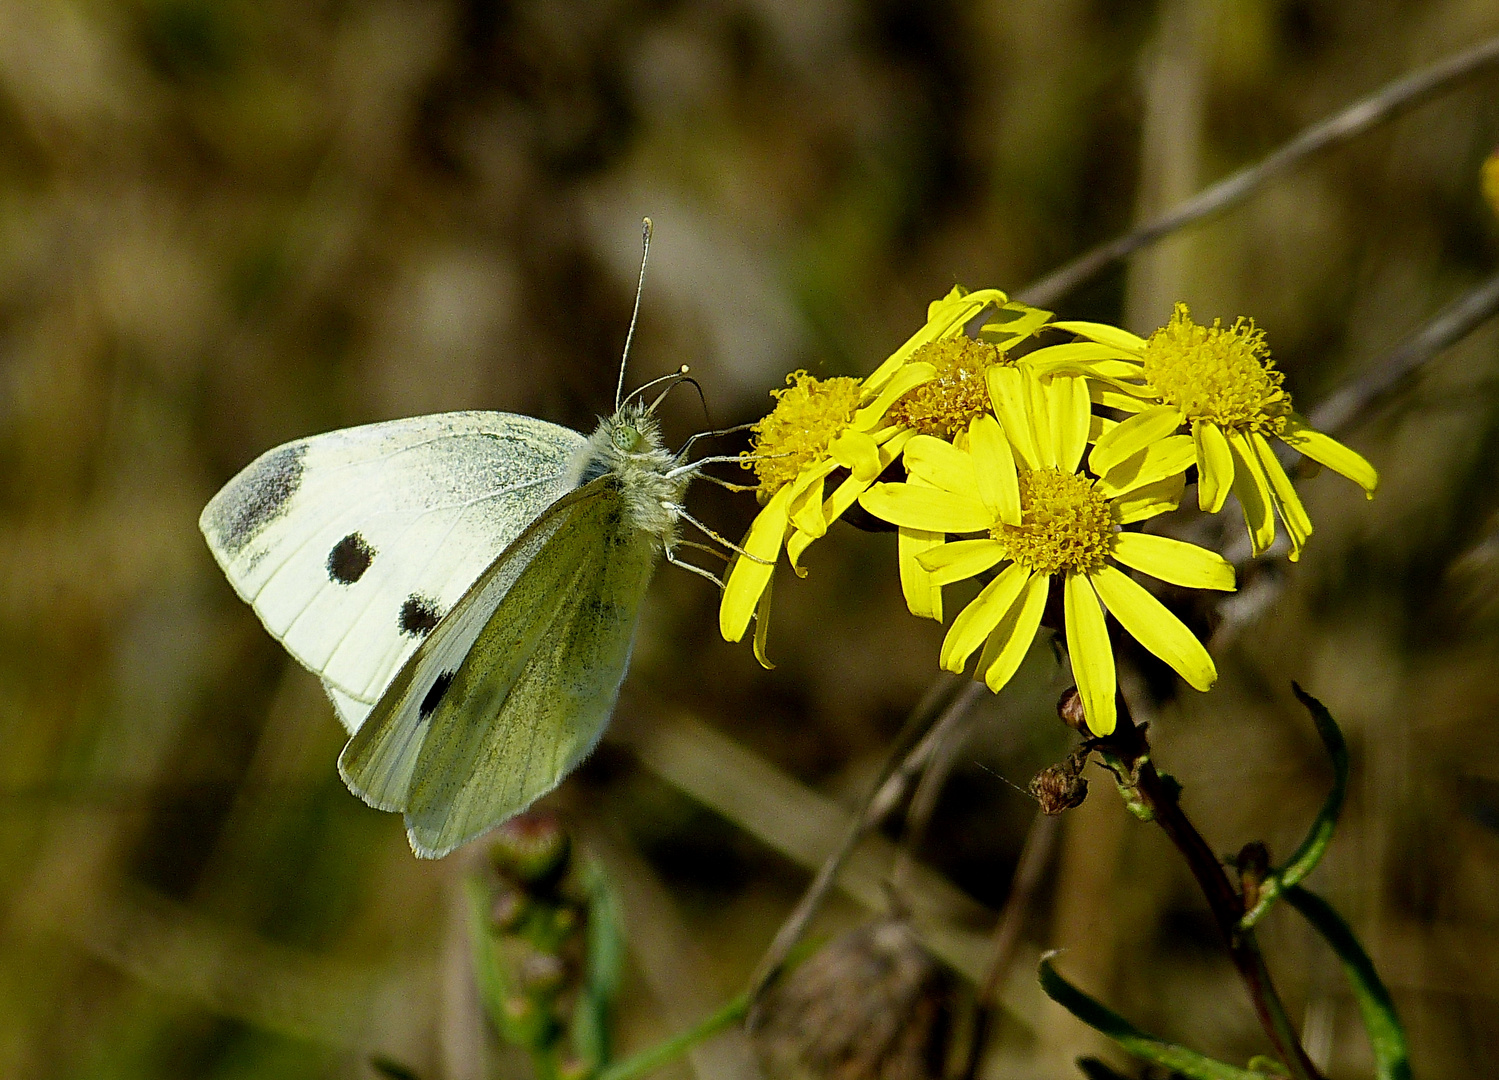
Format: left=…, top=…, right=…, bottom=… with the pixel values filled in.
left=1095, top=705, right=1324, bottom=1080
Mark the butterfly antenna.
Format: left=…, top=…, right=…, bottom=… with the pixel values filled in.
left=615, top=217, right=653, bottom=411
left=627, top=365, right=692, bottom=408
left=646, top=373, right=705, bottom=415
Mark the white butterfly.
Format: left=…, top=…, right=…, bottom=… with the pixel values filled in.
left=200, top=223, right=736, bottom=858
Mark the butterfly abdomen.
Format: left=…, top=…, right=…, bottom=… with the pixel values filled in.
left=576, top=403, right=687, bottom=549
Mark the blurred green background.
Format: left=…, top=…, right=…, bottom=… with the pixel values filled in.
left=2, top=0, right=1498, bottom=1077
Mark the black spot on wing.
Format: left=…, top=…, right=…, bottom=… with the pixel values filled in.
left=328, top=532, right=375, bottom=584
left=205, top=443, right=306, bottom=556
left=420, top=670, right=456, bottom=719
left=399, top=594, right=442, bottom=637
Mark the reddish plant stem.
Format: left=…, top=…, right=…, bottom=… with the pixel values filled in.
left=1097, top=709, right=1324, bottom=1080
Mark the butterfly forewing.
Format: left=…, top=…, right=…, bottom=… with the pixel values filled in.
left=200, top=413, right=586, bottom=704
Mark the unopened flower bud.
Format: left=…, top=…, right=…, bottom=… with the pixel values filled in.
left=1234, top=840, right=1271, bottom=910
left=1057, top=687, right=1089, bottom=734
left=520, top=951, right=567, bottom=993
left=490, top=812, right=571, bottom=888
left=490, top=887, right=528, bottom=932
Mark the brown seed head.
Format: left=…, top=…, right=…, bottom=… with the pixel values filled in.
left=754, top=919, right=951, bottom=1080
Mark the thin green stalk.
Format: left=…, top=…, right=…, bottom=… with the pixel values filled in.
left=1285, top=887, right=1412, bottom=1080
left=1038, top=954, right=1270, bottom=1080
left=596, top=992, right=750, bottom=1080
left=1240, top=685, right=1348, bottom=931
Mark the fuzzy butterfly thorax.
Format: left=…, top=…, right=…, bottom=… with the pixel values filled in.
left=574, top=402, right=687, bottom=549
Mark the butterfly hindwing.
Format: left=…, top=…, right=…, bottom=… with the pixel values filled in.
left=200, top=412, right=586, bottom=711
left=334, top=483, right=599, bottom=811
left=341, top=481, right=658, bottom=857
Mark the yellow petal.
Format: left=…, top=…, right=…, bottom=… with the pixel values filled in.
left=1090, top=384, right=1152, bottom=414
left=854, top=361, right=935, bottom=429
left=1022, top=341, right=1142, bottom=375
left=790, top=473, right=828, bottom=538
left=940, top=563, right=1030, bottom=672
left=981, top=302, right=1052, bottom=346
left=899, top=527, right=945, bottom=621
left=1279, top=417, right=1377, bottom=496
left=786, top=526, right=813, bottom=576
left=1049, top=375, right=1091, bottom=473
left=916, top=538, right=1006, bottom=586
left=976, top=571, right=1049, bottom=692
left=1226, top=429, right=1275, bottom=557
left=1110, top=473, right=1185, bottom=525
left=786, top=455, right=840, bottom=503
left=829, top=428, right=883, bottom=482
left=859, top=482, right=992, bottom=532
left=810, top=427, right=915, bottom=543
left=751, top=573, right=775, bottom=669
left=968, top=414, right=1020, bottom=525
left=864, top=289, right=1008, bottom=389
left=1193, top=421, right=1234, bottom=514
left=1048, top=320, right=1148, bottom=355
left=1250, top=432, right=1312, bottom=561
left=819, top=473, right=872, bottom=534
left=1089, top=414, right=1119, bottom=443
left=986, top=365, right=1042, bottom=470
left=1064, top=572, right=1116, bottom=736
left=876, top=427, right=917, bottom=453
left=1025, top=371, right=1056, bottom=468
left=1094, top=435, right=1195, bottom=497
left=1110, top=532, right=1235, bottom=591
left=903, top=434, right=978, bottom=494
left=720, top=484, right=793, bottom=642
left=1090, top=565, right=1216, bottom=692
left=1089, top=404, right=1184, bottom=477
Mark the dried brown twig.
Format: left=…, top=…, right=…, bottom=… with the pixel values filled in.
left=743, top=678, right=984, bottom=1010
left=1309, top=267, right=1499, bottom=435
left=958, top=811, right=1061, bottom=1080
left=1018, top=34, right=1499, bottom=308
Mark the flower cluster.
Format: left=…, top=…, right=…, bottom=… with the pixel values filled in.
left=718, top=286, right=1049, bottom=660
left=720, top=293, right=1377, bottom=735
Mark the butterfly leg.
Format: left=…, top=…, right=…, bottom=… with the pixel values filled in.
left=665, top=548, right=726, bottom=590
left=674, top=422, right=756, bottom=461
left=672, top=508, right=773, bottom=564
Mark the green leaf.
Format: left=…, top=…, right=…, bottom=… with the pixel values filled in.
left=1284, top=887, right=1411, bottom=1080
left=595, top=992, right=750, bottom=1080
left=1239, top=684, right=1348, bottom=930
left=573, top=860, right=627, bottom=1069
left=1038, top=954, right=1268, bottom=1080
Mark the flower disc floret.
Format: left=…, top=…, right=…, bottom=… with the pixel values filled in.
left=886, top=337, right=1007, bottom=439
left=744, top=371, right=862, bottom=499
left=1141, top=304, right=1289, bottom=433
left=997, top=469, right=1113, bottom=576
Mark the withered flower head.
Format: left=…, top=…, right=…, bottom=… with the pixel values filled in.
left=754, top=919, right=951, bottom=1080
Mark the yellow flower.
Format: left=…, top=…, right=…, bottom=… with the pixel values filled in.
left=1028, top=304, right=1378, bottom=561
left=858, top=369, right=1235, bottom=736
left=720, top=286, right=1045, bottom=659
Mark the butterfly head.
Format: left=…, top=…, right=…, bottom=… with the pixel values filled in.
left=577, top=401, right=687, bottom=545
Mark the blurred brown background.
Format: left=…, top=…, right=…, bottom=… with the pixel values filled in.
left=1, top=1, right=1498, bottom=1077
